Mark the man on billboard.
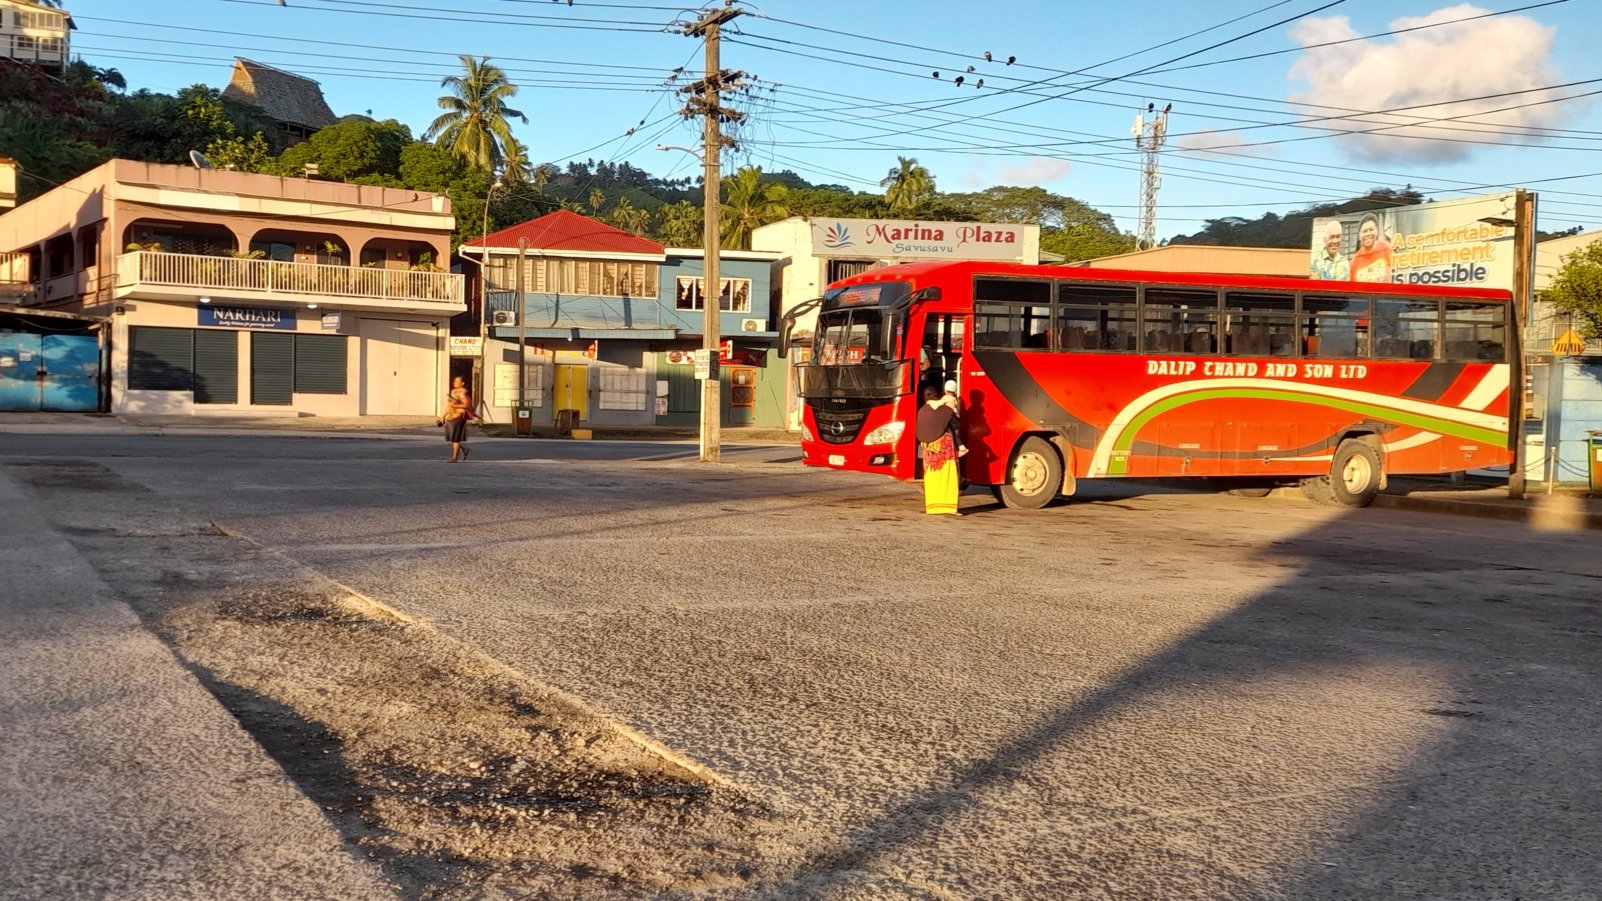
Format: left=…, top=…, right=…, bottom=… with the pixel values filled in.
left=1349, top=213, right=1394, bottom=282
left=1310, top=220, right=1348, bottom=280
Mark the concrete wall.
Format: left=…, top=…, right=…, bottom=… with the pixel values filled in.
left=1533, top=358, right=1602, bottom=486
left=109, top=298, right=447, bottom=417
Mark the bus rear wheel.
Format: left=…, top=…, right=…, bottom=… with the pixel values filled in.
left=994, top=436, right=1062, bottom=510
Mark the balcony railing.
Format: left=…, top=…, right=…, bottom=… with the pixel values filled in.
left=118, top=251, right=463, bottom=304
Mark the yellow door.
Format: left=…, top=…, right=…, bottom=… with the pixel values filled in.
left=553, top=364, right=588, bottom=420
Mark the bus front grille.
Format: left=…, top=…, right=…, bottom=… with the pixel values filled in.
left=813, top=408, right=868, bottom=444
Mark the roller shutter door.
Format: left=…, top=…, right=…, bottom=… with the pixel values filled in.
left=250, top=332, right=293, bottom=405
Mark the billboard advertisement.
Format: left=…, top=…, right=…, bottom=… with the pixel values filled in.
left=809, top=217, right=1028, bottom=262
left=1309, top=193, right=1515, bottom=290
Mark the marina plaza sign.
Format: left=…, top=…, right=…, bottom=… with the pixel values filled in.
left=810, top=217, right=1028, bottom=262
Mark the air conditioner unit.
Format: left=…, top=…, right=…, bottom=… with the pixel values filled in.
left=490, top=310, right=517, bottom=327
left=740, top=318, right=763, bottom=333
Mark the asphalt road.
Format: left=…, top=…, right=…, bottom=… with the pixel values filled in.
left=4, top=430, right=1601, bottom=899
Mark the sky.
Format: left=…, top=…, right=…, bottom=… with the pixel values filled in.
left=60, top=0, right=1602, bottom=240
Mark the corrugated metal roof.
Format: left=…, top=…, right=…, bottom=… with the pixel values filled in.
left=464, top=210, right=664, bottom=257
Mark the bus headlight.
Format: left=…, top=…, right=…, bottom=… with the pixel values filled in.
left=801, top=422, right=815, bottom=442
left=862, top=421, right=905, bottom=445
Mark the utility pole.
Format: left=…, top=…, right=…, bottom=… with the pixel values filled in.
left=516, top=237, right=527, bottom=410
left=681, top=3, right=745, bottom=463
left=1132, top=103, right=1170, bottom=251
left=1507, top=188, right=1536, bottom=500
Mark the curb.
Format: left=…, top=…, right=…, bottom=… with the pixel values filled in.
left=1372, top=492, right=1602, bottom=530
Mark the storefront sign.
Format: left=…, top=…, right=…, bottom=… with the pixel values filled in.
left=719, top=340, right=765, bottom=367
left=448, top=336, right=484, bottom=357
left=199, top=305, right=293, bottom=330
left=1309, top=193, right=1515, bottom=289
left=810, top=217, right=1027, bottom=262
left=320, top=311, right=342, bottom=332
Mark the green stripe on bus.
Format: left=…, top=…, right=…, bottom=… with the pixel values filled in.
left=1106, top=387, right=1506, bottom=476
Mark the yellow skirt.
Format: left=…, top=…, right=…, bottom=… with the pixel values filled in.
left=923, top=457, right=960, bottom=515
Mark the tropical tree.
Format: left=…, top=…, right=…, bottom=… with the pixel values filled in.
left=880, top=156, right=935, bottom=212
left=422, top=55, right=527, bottom=173
left=1543, top=238, right=1602, bottom=340
left=532, top=163, right=559, bottom=194
left=720, top=166, right=788, bottom=250
left=609, top=197, right=649, bottom=236
left=655, top=201, right=702, bottom=247
left=588, top=187, right=606, bottom=215
left=501, top=137, right=533, bottom=184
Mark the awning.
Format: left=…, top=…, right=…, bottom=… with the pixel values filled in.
left=492, top=327, right=679, bottom=340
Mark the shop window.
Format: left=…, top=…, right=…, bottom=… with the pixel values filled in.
left=598, top=366, right=646, bottom=411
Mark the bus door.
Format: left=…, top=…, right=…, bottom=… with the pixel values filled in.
left=915, top=312, right=965, bottom=398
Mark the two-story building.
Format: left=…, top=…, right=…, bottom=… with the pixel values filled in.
left=0, top=0, right=70, bottom=71
left=460, top=210, right=784, bottom=429
left=0, top=159, right=463, bottom=416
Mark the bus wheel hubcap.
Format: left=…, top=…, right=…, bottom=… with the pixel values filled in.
left=1341, top=456, right=1371, bottom=492
left=1014, top=453, right=1048, bottom=494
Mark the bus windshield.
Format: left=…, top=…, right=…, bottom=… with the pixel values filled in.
left=815, top=307, right=896, bottom=365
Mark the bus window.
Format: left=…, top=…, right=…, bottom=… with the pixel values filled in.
left=1057, top=284, right=1136, bottom=352
left=974, top=302, right=1051, bottom=349
left=1142, top=288, right=1220, bottom=354
left=1373, top=297, right=1440, bottom=360
left=975, top=278, right=1052, bottom=349
left=1443, top=301, right=1506, bottom=361
left=1301, top=294, right=1369, bottom=358
left=1223, top=292, right=1295, bottom=356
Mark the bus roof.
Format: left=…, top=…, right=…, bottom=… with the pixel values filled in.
left=828, top=259, right=1512, bottom=301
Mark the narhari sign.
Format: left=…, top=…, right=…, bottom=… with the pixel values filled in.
left=810, top=217, right=1027, bottom=262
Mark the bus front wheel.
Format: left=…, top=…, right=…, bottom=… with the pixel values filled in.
left=994, top=437, right=1062, bottom=510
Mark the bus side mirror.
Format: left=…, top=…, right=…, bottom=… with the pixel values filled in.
left=778, top=297, right=822, bottom=359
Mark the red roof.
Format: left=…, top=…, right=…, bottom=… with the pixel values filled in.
left=463, top=209, right=663, bottom=256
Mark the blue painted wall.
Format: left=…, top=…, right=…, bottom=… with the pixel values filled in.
left=1539, top=358, right=1602, bottom=486
left=656, top=256, right=775, bottom=335
left=484, top=255, right=774, bottom=335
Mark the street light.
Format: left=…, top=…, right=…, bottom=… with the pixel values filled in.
left=657, top=143, right=721, bottom=462
left=473, top=177, right=503, bottom=417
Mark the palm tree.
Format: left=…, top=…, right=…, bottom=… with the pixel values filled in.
left=720, top=166, right=788, bottom=250
left=655, top=201, right=702, bottom=248
left=588, top=187, right=606, bottom=215
left=532, top=163, right=559, bottom=194
left=609, top=197, right=649, bottom=236
left=501, top=137, right=533, bottom=184
left=880, top=156, right=935, bottom=212
left=423, top=55, right=527, bottom=173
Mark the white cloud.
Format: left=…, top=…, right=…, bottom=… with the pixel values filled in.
left=1174, top=129, right=1280, bottom=157
left=1286, top=4, right=1582, bottom=164
left=995, top=157, right=1073, bottom=185
left=956, top=155, right=1071, bottom=189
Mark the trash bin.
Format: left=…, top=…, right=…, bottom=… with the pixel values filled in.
left=514, top=405, right=535, bottom=436
left=1589, top=430, right=1602, bottom=495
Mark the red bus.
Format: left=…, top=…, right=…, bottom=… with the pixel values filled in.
left=781, top=261, right=1514, bottom=508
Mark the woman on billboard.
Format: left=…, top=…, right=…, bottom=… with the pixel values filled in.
left=1349, top=213, right=1394, bottom=282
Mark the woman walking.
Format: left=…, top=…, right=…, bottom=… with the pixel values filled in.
left=915, top=385, right=966, bottom=515
left=439, top=376, right=474, bottom=462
